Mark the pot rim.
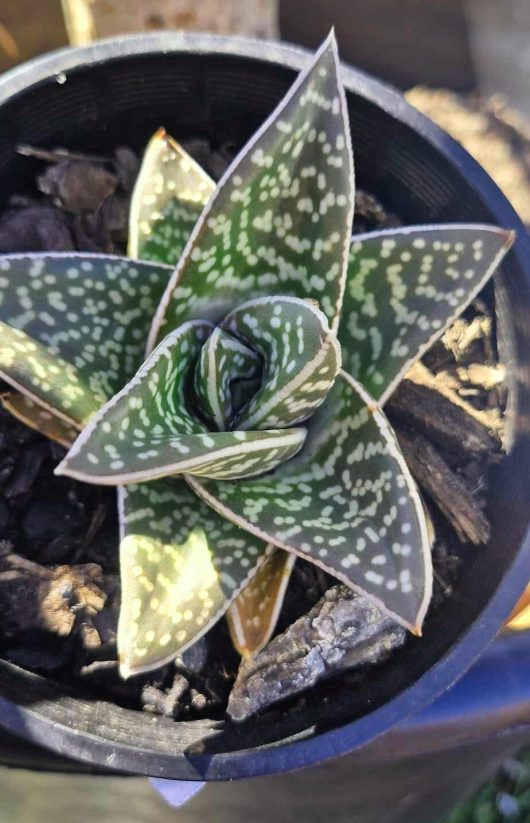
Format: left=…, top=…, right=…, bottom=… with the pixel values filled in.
left=0, top=32, right=529, bottom=781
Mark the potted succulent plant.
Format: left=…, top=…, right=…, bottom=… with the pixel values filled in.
left=0, top=31, right=529, bottom=782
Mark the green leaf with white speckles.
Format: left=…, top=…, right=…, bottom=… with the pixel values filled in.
left=340, top=225, right=514, bottom=404
left=194, top=327, right=260, bottom=431
left=128, top=128, right=215, bottom=265
left=222, top=296, right=341, bottom=430
left=0, top=320, right=103, bottom=426
left=117, top=479, right=272, bottom=677
left=147, top=32, right=354, bottom=352
left=56, top=320, right=307, bottom=484
left=189, top=371, right=432, bottom=632
left=0, top=253, right=173, bottom=411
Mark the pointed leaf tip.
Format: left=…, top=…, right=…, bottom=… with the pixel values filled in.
left=227, top=550, right=295, bottom=658
left=503, top=228, right=517, bottom=249
left=129, top=129, right=215, bottom=266
left=340, top=224, right=514, bottom=404
left=147, top=31, right=354, bottom=350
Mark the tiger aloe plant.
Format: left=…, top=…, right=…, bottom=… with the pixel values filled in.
left=0, top=33, right=514, bottom=678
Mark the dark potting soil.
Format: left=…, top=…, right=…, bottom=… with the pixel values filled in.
left=0, top=139, right=505, bottom=722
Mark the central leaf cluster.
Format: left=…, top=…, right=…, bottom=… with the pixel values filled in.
left=194, top=295, right=341, bottom=434
left=58, top=295, right=341, bottom=484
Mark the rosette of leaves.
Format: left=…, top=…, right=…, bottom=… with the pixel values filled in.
left=0, top=34, right=514, bottom=678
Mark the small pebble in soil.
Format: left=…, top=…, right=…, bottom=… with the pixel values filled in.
left=143, top=674, right=190, bottom=719
left=0, top=547, right=107, bottom=640
left=37, top=160, right=117, bottom=214
left=0, top=205, right=75, bottom=253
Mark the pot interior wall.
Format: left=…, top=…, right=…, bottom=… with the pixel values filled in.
left=0, top=45, right=529, bottom=777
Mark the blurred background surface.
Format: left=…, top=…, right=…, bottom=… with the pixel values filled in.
left=1, top=0, right=529, bottom=115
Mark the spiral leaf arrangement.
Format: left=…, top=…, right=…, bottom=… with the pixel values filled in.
left=0, top=34, right=514, bottom=677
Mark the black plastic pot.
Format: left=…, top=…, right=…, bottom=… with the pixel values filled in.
left=0, top=33, right=529, bottom=782
left=2, top=631, right=530, bottom=823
